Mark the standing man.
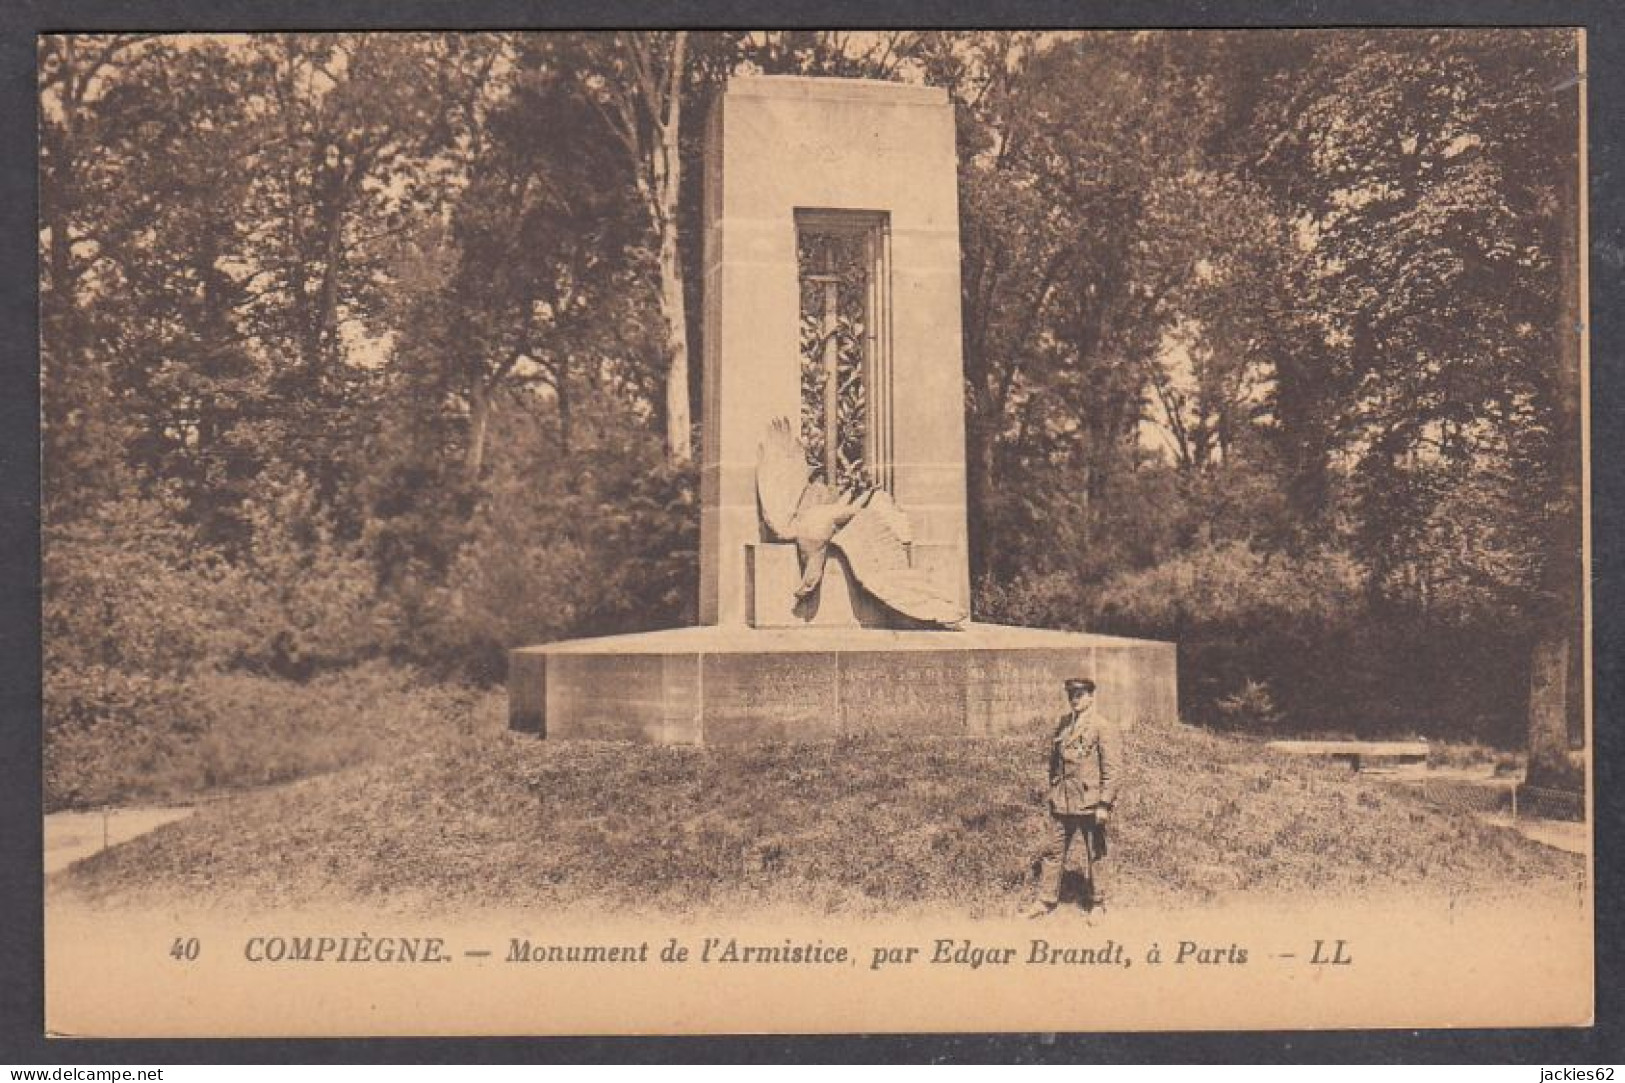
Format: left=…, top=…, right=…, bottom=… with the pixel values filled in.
left=1026, top=677, right=1123, bottom=918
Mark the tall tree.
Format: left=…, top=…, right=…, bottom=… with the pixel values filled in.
left=234, top=35, right=460, bottom=507
left=39, top=34, right=160, bottom=512
left=577, top=32, right=695, bottom=463
left=740, top=30, right=920, bottom=79
left=388, top=39, right=655, bottom=484
left=917, top=32, right=1256, bottom=581
left=1245, top=29, right=1582, bottom=766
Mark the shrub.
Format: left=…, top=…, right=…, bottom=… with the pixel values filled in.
left=43, top=492, right=243, bottom=677
left=974, top=570, right=1092, bottom=632
left=45, top=477, right=388, bottom=683
left=1088, top=541, right=1362, bottom=730
left=1213, top=679, right=1283, bottom=733
left=43, top=665, right=208, bottom=811
left=410, top=439, right=698, bottom=683
left=44, top=662, right=501, bottom=810
left=229, top=471, right=387, bottom=677
left=1093, top=540, right=1364, bottom=633
left=1085, top=540, right=1537, bottom=744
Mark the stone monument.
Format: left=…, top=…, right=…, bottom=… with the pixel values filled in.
left=510, top=76, right=1176, bottom=742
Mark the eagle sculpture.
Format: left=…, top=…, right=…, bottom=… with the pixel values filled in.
left=756, top=418, right=966, bottom=628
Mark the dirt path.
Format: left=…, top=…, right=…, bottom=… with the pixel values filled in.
left=1485, top=815, right=1587, bottom=855
left=44, top=806, right=195, bottom=875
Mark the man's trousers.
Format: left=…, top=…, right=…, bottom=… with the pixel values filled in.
left=1037, top=812, right=1108, bottom=906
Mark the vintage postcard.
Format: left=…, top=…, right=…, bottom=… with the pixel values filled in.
left=40, top=29, right=1592, bottom=1036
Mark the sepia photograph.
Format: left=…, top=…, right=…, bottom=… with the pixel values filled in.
left=38, top=28, right=1592, bottom=1037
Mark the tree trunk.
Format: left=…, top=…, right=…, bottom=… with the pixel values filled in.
left=465, top=378, right=490, bottom=484
left=1527, top=50, right=1586, bottom=792
left=557, top=372, right=573, bottom=453
left=311, top=188, right=349, bottom=372
left=597, top=32, right=692, bottom=463
left=657, top=34, right=691, bottom=464
left=965, top=408, right=998, bottom=582
left=659, top=212, right=691, bottom=463
left=1526, top=633, right=1572, bottom=789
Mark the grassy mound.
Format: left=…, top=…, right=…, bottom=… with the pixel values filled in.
left=53, top=716, right=1582, bottom=916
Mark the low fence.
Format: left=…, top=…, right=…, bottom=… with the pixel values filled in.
left=1516, top=784, right=1586, bottom=822
left=1404, top=776, right=1583, bottom=823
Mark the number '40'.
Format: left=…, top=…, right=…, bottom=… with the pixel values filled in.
left=169, top=937, right=200, bottom=961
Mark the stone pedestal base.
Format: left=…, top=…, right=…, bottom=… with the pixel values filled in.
left=509, top=623, right=1177, bottom=743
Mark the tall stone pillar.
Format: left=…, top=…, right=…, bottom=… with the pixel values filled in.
left=698, top=77, right=970, bottom=626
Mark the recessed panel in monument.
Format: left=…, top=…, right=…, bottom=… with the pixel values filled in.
left=795, top=209, right=892, bottom=493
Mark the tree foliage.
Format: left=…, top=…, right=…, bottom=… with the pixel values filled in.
left=40, top=31, right=1582, bottom=766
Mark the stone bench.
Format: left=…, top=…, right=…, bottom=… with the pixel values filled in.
left=1265, top=739, right=1430, bottom=774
